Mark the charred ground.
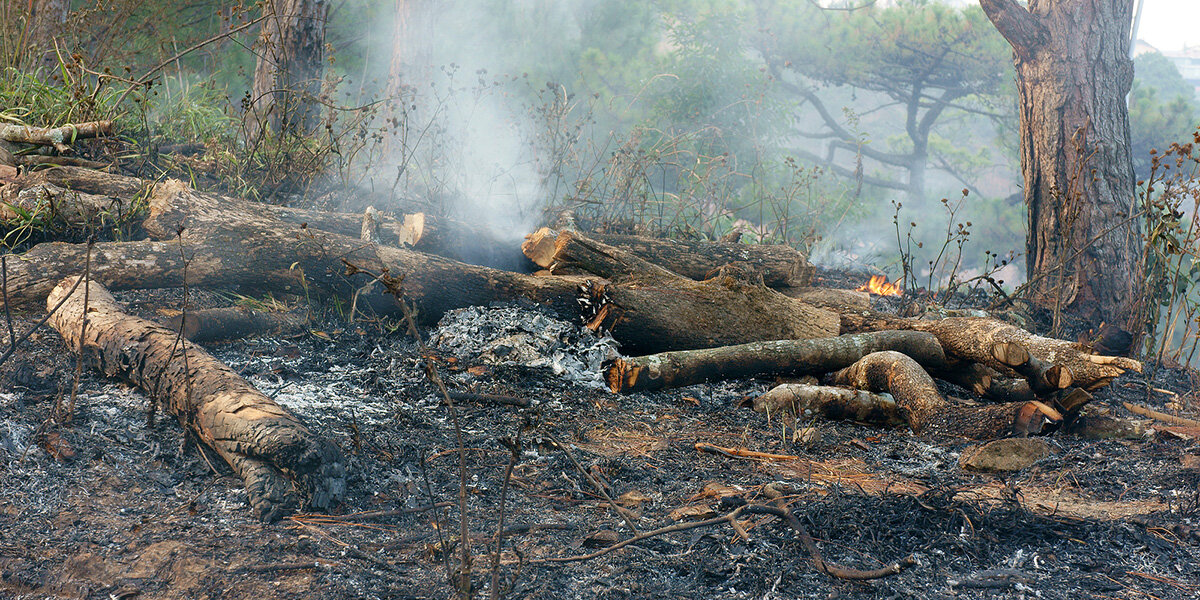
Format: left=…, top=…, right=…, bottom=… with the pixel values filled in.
left=1, top=276, right=1199, bottom=600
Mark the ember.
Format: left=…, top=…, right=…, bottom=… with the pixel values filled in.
left=858, top=274, right=903, bottom=296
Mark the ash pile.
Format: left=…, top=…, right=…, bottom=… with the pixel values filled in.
left=430, top=304, right=619, bottom=388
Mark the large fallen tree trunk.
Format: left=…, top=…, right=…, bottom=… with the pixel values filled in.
left=830, top=351, right=1060, bottom=438
left=47, top=276, right=345, bottom=522
left=524, top=226, right=814, bottom=287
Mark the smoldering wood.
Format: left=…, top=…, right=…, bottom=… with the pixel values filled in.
left=831, top=351, right=1059, bottom=439
left=46, top=276, right=345, bottom=522
left=163, top=307, right=309, bottom=343
left=523, top=226, right=814, bottom=287
left=605, top=330, right=949, bottom=393
left=0, top=180, right=583, bottom=319
left=839, top=312, right=1141, bottom=392
left=753, top=383, right=903, bottom=426
left=3, top=181, right=835, bottom=356
left=0, top=121, right=114, bottom=153
left=546, top=231, right=838, bottom=353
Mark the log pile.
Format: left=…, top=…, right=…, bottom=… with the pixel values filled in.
left=0, top=166, right=1147, bottom=520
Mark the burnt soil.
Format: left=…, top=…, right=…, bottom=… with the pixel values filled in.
left=2, top=276, right=1200, bottom=600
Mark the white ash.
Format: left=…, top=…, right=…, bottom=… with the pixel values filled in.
left=430, top=305, right=619, bottom=388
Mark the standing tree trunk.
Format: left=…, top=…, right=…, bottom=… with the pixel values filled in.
left=979, top=0, right=1141, bottom=332
left=24, top=0, right=69, bottom=70
left=246, top=0, right=330, bottom=143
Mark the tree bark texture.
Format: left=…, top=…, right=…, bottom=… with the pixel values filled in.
left=24, top=0, right=69, bottom=70
left=979, top=0, right=1141, bottom=329
left=247, top=0, right=330, bottom=141
left=605, top=330, right=949, bottom=393
left=831, top=351, right=1057, bottom=438
left=523, top=227, right=813, bottom=287
left=47, top=277, right=345, bottom=522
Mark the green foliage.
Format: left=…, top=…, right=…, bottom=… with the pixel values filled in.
left=1130, top=52, right=1200, bottom=180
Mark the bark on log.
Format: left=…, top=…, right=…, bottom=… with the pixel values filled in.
left=524, top=227, right=813, bottom=287
left=753, top=383, right=903, bottom=426
left=47, top=277, right=345, bottom=522
left=840, top=313, right=1141, bottom=391
left=831, top=351, right=1059, bottom=439
left=605, top=331, right=948, bottom=393
left=0, top=121, right=114, bottom=153
left=164, top=307, right=309, bottom=343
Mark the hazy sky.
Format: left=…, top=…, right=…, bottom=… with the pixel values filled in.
left=1138, top=0, right=1200, bottom=51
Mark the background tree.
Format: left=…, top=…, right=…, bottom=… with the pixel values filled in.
left=247, top=0, right=330, bottom=143
left=979, top=0, right=1141, bottom=333
left=1129, top=51, right=1199, bottom=179
left=22, top=0, right=68, bottom=70
left=755, top=0, right=1013, bottom=201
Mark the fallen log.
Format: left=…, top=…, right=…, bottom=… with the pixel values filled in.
left=0, top=121, right=114, bottom=153
left=605, top=330, right=948, bottom=393
left=1, top=182, right=129, bottom=226
left=753, top=383, right=903, bottom=426
left=523, top=227, right=813, bottom=287
left=47, top=276, right=345, bottom=521
left=550, top=231, right=838, bottom=353
left=163, top=306, right=309, bottom=343
left=841, top=313, right=1141, bottom=391
left=831, top=351, right=1060, bottom=438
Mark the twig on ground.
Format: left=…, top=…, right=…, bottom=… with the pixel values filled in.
left=1122, top=401, right=1200, bottom=427
left=695, top=442, right=800, bottom=462
left=546, top=432, right=641, bottom=535
left=63, top=235, right=95, bottom=423
left=448, top=391, right=531, bottom=409
left=2, top=255, right=14, bottom=349
left=491, top=428, right=523, bottom=600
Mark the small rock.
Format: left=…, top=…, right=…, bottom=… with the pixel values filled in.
left=793, top=426, right=821, bottom=446
left=959, top=438, right=1051, bottom=474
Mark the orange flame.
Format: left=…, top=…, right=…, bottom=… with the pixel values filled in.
left=857, top=275, right=903, bottom=296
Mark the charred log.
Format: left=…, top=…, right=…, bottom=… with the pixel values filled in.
left=163, top=307, right=309, bottom=343
left=47, top=276, right=345, bottom=521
